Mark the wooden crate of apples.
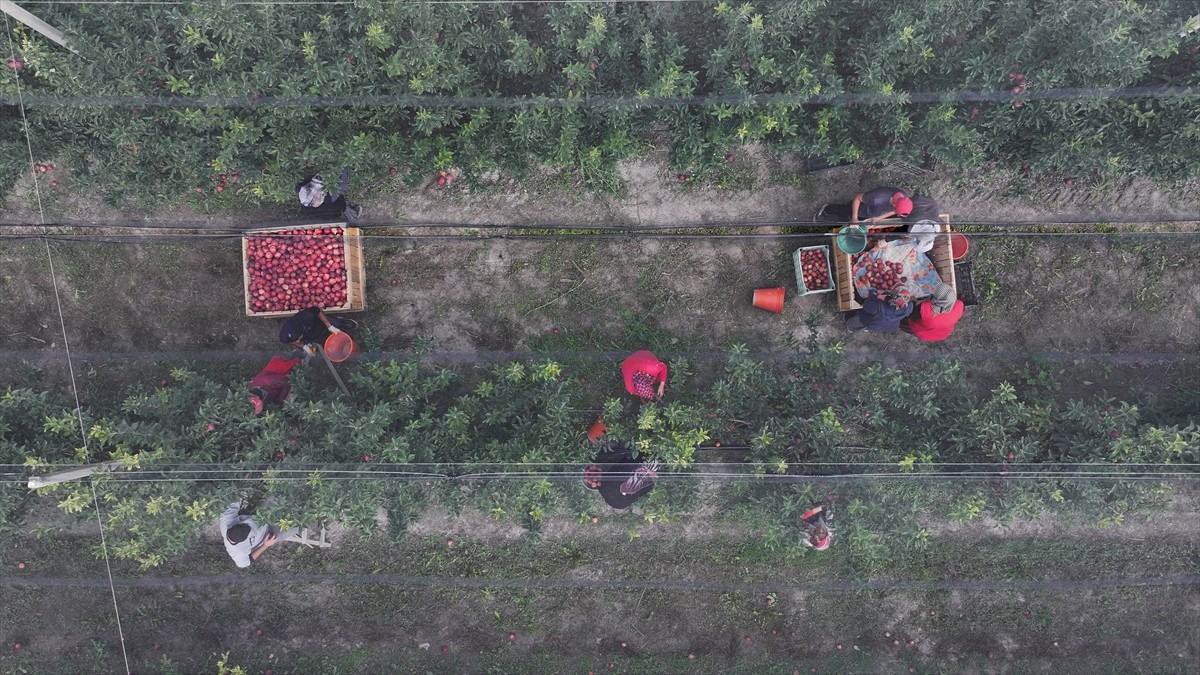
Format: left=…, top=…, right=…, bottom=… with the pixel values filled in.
left=241, top=223, right=366, bottom=317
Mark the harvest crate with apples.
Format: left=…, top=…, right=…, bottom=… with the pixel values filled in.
left=832, top=215, right=957, bottom=312
left=792, top=245, right=834, bottom=296
left=241, top=223, right=366, bottom=318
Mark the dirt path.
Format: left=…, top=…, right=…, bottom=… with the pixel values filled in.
left=7, top=154, right=1200, bottom=229
left=2, top=232, right=1196, bottom=358
left=3, top=152, right=1198, bottom=386
left=3, top=499, right=1197, bottom=675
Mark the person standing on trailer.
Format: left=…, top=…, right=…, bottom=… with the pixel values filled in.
left=844, top=284, right=914, bottom=333
left=816, top=187, right=914, bottom=224
left=622, top=350, right=668, bottom=402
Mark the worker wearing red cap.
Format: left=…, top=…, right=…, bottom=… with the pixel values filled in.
left=814, top=187, right=913, bottom=224
left=621, top=350, right=668, bottom=401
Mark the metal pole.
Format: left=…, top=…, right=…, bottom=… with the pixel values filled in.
left=318, top=345, right=351, bottom=396
left=0, top=1, right=77, bottom=53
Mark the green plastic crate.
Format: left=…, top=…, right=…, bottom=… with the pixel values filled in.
left=793, top=245, right=834, bottom=296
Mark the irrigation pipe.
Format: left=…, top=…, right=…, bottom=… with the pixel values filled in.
left=2, top=572, right=1197, bottom=595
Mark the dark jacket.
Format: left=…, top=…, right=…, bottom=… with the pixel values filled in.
left=858, top=295, right=913, bottom=332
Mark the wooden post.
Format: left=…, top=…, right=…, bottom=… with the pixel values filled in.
left=27, top=460, right=121, bottom=489
left=0, top=1, right=76, bottom=53
left=318, top=345, right=351, bottom=396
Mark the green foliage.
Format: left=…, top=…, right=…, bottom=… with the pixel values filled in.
left=2, top=1, right=1199, bottom=201
left=6, top=340, right=1197, bottom=569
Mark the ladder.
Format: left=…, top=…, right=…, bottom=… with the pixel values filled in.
left=284, top=526, right=332, bottom=549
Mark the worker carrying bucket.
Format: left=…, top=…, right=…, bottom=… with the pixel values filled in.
left=279, top=307, right=359, bottom=362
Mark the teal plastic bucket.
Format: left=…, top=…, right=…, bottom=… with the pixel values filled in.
left=836, top=226, right=868, bottom=255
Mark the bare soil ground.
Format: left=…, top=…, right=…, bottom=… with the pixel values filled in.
left=2, top=155, right=1197, bottom=373
left=1, top=485, right=1197, bottom=674
left=1, top=155, right=1198, bottom=674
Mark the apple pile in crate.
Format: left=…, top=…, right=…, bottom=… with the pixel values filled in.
left=863, top=258, right=906, bottom=292
left=246, top=228, right=347, bottom=313
left=798, top=249, right=830, bottom=291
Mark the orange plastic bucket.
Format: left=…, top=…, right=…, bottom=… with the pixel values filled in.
left=587, top=419, right=607, bottom=443
left=950, top=233, right=969, bottom=260
left=752, top=287, right=785, bottom=313
left=324, top=332, right=359, bottom=363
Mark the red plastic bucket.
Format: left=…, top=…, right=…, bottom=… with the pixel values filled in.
left=950, top=233, right=969, bottom=260
left=324, top=332, right=359, bottom=363
left=587, top=419, right=607, bottom=443
left=752, top=287, right=785, bottom=313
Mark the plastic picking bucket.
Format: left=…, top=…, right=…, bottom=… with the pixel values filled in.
left=836, top=226, right=868, bottom=255
left=587, top=419, right=607, bottom=443
left=950, top=232, right=970, bottom=260
left=324, top=331, right=359, bottom=363
left=753, top=287, right=786, bottom=313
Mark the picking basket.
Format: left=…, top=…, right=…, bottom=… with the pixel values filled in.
left=954, top=260, right=979, bottom=306
left=241, top=222, right=366, bottom=318
left=792, top=245, right=835, bottom=296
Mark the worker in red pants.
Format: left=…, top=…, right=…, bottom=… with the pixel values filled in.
left=247, top=353, right=306, bottom=415
left=621, top=350, right=668, bottom=401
